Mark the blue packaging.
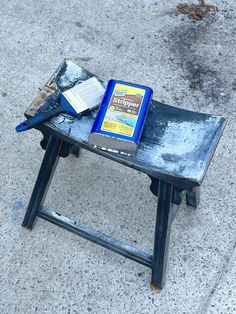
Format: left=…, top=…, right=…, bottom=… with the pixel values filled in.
left=89, top=79, right=153, bottom=156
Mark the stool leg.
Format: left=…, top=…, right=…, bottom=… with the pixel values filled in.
left=70, top=146, right=81, bottom=158
left=151, top=181, right=173, bottom=290
left=186, top=186, right=200, bottom=209
left=22, top=136, right=63, bottom=229
left=149, top=176, right=159, bottom=197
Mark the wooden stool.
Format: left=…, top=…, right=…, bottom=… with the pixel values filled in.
left=21, top=59, right=226, bottom=289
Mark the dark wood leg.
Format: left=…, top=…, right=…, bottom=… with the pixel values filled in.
left=186, top=186, right=200, bottom=209
left=70, top=146, right=81, bottom=158
left=149, top=176, right=159, bottom=197
left=151, top=181, right=173, bottom=290
left=22, top=136, right=63, bottom=229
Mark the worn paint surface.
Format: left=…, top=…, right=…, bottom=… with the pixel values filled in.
left=25, top=59, right=226, bottom=185
left=39, top=207, right=152, bottom=268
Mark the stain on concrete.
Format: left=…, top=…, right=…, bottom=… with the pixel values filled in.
left=75, top=56, right=93, bottom=62
left=116, top=43, right=123, bottom=49
left=78, top=25, right=101, bottom=43
left=75, top=21, right=83, bottom=28
left=185, top=61, right=230, bottom=106
left=9, top=201, right=25, bottom=213
left=2, top=92, right=7, bottom=97
left=177, top=0, right=218, bottom=21
left=169, top=20, right=231, bottom=109
left=79, top=32, right=93, bottom=43
left=153, top=9, right=178, bottom=19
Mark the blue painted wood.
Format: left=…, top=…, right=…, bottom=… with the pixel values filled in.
left=21, top=59, right=226, bottom=289
left=22, top=136, right=63, bottom=229
left=26, top=59, right=225, bottom=189
left=152, top=181, right=173, bottom=289
left=38, top=208, right=152, bottom=268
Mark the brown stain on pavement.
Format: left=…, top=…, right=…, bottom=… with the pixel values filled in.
left=177, top=0, right=218, bottom=21
left=168, top=8, right=231, bottom=110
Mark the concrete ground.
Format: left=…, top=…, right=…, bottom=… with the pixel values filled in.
left=0, top=0, right=235, bottom=313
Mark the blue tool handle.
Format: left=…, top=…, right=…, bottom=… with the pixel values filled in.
left=15, top=105, right=64, bottom=133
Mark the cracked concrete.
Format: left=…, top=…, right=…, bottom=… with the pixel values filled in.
left=0, top=0, right=235, bottom=313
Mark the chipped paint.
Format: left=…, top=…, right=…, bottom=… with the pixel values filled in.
left=56, top=60, right=94, bottom=91
left=26, top=59, right=226, bottom=186
left=39, top=207, right=152, bottom=267
left=137, top=117, right=223, bottom=181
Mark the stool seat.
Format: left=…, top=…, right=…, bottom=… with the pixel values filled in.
left=25, top=59, right=226, bottom=189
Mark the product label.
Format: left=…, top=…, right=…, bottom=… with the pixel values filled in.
left=101, top=83, right=145, bottom=137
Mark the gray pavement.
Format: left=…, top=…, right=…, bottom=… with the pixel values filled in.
left=0, top=0, right=235, bottom=313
